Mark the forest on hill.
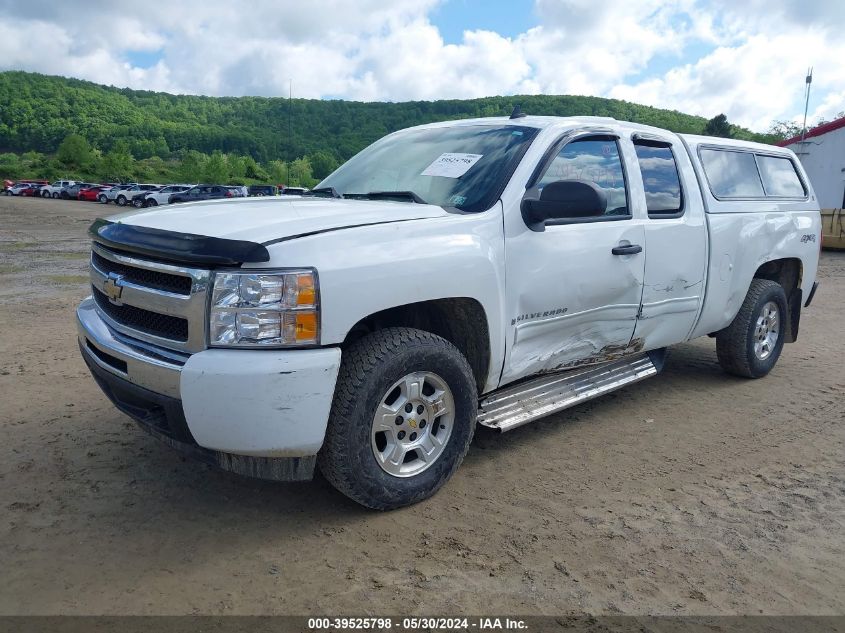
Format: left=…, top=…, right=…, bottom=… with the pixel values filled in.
left=0, top=70, right=777, bottom=186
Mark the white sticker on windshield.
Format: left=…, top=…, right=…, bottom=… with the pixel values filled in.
left=421, top=153, right=483, bottom=178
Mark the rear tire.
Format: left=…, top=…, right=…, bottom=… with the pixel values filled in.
left=51, top=192, right=59, bottom=199
left=716, top=279, right=787, bottom=378
left=116, top=195, right=127, bottom=206
left=318, top=327, right=477, bottom=510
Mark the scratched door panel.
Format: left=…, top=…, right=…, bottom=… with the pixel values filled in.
left=501, top=221, right=645, bottom=384
left=631, top=136, right=708, bottom=350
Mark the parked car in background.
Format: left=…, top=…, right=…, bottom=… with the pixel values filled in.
left=5, top=182, right=33, bottom=196
left=133, top=185, right=192, bottom=208
left=78, top=185, right=109, bottom=202
left=112, top=184, right=161, bottom=207
left=99, top=184, right=135, bottom=204
left=248, top=185, right=278, bottom=197
left=61, top=182, right=99, bottom=199
left=41, top=180, right=77, bottom=198
left=168, top=184, right=236, bottom=204
left=280, top=186, right=308, bottom=195
left=18, top=184, right=44, bottom=197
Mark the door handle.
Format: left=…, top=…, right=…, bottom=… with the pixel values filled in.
left=612, top=244, right=643, bottom=256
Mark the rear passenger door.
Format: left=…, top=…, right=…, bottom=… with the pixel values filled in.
left=630, top=134, right=707, bottom=350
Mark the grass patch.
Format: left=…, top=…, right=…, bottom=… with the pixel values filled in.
left=0, top=264, right=23, bottom=274
left=45, top=274, right=89, bottom=285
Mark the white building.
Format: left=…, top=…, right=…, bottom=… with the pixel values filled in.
left=779, top=116, right=845, bottom=210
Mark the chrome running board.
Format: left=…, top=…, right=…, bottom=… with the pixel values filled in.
left=478, top=354, right=658, bottom=431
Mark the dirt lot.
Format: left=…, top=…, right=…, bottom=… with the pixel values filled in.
left=0, top=195, right=843, bottom=616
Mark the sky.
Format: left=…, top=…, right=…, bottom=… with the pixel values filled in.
left=0, top=0, right=843, bottom=132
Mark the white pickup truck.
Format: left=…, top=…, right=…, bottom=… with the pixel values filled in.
left=40, top=180, right=76, bottom=198
left=77, top=113, right=821, bottom=509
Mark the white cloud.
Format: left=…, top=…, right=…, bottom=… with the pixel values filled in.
left=0, top=0, right=842, bottom=131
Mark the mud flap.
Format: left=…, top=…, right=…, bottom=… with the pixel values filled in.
left=647, top=347, right=668, bottom=372
left=787, top=288, right=803, bottom=343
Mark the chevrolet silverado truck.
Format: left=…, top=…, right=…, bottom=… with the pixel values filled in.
left=77, top=113, right=821, bottom=509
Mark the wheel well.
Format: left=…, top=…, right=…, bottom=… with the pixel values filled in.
left=343, top=298, right=491, bottom=393
left=753, top=258, right=802, bottom=343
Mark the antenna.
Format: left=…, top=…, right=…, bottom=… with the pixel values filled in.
left=800, top=67, right=813, bottom=144
left=510, top=105, right=527, bottom=119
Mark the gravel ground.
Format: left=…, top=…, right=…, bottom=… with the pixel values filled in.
left=0, top=195, right=843, bottom=616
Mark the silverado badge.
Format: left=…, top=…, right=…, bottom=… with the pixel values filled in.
left=103, top=272, right=125, bottom=304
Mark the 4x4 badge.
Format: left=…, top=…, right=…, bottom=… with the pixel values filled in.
left=103, top=272, right=124, bottom=304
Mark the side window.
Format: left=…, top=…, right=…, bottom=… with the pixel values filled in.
left=538, top=137, right=628, bottom=217
left=634, top=141, right=683, bottom=217
left=756, top=155, right=805, bottom=197
left=699, top=149, right=764, bottom=198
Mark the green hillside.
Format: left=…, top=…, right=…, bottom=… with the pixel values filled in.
left=0, top=70, right=774, bottom=186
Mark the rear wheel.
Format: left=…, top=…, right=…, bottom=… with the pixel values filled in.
left=51, top=192, right=59, bottom=199
left=116, top=195, right=127, bottom=206
left=716, top=279, right=788, bottom=378
left=319, top=327, right=477, bottom=510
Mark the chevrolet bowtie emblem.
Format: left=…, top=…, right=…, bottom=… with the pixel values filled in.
left=103, top=272, right=125, bottom=304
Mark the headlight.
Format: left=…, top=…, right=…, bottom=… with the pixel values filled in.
left=209, top=270, right=319, bottom=347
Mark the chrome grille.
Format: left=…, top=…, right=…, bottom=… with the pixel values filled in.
left=91, top=250, right=192, bottom=295
left=92, top=287, right=189, bottom=341
left=89, top=243, right=211, bottom=353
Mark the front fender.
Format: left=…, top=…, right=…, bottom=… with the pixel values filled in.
left=254, top=206, right=507, bottom=393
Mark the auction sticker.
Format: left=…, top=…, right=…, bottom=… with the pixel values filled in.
left=421, top=153, right=483, bottom=178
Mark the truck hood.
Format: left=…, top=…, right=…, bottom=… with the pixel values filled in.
left=108, top=196, right=449, bottom=244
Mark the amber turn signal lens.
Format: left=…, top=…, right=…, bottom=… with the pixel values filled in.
left=295, top=311, right=318, bottom=342
left=296, top=274, right=316, bottom=306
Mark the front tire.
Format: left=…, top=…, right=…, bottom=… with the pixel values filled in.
left=116, top=195, right=127, bottom=206
left=319, top=327, right=477, bottom=510
left=51, top=192, right=59, bottom=199
left=716, top=279, right=788, bottom=378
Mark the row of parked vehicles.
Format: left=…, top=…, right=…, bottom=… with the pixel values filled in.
left=2, top=180, right=309, bottom=206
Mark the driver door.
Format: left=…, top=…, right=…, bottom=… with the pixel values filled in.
left=501, top=134, right=646, bottom=384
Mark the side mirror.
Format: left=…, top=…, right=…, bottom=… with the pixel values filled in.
left=521, top=180, right=607, bottom=231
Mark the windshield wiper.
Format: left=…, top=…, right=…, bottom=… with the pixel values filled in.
left=303, top=187, right=343, bottom=198
left=346, top=190, right=427, bottom=204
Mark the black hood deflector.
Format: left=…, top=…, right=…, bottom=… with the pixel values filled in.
left=89, top=219, right=270, bottom=266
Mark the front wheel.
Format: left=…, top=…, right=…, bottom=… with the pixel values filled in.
left=147, top=198, right=158, bottom=207
left=319, top=327, right=477, bottom=510
left=116, top=195, right=127, bottom=206
left=51, top=192, right=59, bottom=199
left=716, top=279, right=788, bottom=378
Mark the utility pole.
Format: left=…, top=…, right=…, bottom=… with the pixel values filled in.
left=800, top=67, right=813, bottom=145
left=286, top=79, right=292, bottom=188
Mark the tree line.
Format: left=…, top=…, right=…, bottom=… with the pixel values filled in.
left=0, top=70, right=789, bottom=185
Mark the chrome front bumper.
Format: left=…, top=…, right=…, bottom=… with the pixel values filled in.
left=77, top=296, right=185, bottom=398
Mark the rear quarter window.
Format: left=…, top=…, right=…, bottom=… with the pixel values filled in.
left=699, top=149, right=764, bottom=198
left=756, top=155, right=806, bottom=197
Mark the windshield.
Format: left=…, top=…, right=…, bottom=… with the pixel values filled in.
left=317, top=124, right=539, bottom=212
